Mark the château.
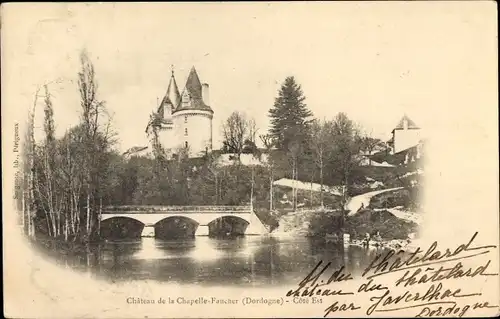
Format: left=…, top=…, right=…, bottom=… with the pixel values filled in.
left=146, top=66, right=213, bottom=158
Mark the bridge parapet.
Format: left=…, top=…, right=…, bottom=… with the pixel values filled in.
left=102, top=205, right=253, bottom=214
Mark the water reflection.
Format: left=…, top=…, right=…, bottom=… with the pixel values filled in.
left=33, top=236, right=388, bottom=287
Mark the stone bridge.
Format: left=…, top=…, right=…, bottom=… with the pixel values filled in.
left=101, top=205, right=268, bottom=237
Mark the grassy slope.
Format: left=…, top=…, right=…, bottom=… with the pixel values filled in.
left=269, top=158, right=423, bottom=239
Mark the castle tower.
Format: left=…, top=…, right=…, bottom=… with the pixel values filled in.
left=172, top=66, right=214, bottom=157
left=146, top=66, right=214, bottom=158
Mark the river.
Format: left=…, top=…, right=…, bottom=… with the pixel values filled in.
left=33, top=236, right=386, bottom=287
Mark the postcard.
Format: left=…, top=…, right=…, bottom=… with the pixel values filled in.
left=2, top=2, right=499, bottom=318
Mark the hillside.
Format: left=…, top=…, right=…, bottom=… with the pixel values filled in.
left=116, top=146, right=424, bottom=240
left=270, top=206, right=417, bottom=241
left=268, top=159, right=424, bottom=241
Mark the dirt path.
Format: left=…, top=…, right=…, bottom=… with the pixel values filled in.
left=346, top=187, right=404, bottom=216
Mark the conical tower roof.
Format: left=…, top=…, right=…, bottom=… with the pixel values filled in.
left=184, top=66, right=203, bottom=100
left=393, top=115, right=419, bottom=131
left=160, top=68, right=181, bottom=110
left=175, top=66, right=213, bottom=113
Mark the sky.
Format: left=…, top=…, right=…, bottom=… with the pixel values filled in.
left=3, top=2, right=497, bottom=152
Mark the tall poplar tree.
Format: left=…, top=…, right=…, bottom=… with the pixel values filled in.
left=78, top=50, right=113, bottom=239
left=268, top=76, right=313, bottom=150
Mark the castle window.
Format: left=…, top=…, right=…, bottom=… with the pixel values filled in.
left=184, top=128, right=188, bottom=136
left=184, top=116, right=188, bottom=123
left=185, top=141, right=188, bottom=148
left=182, top=91, right=190, bottom=104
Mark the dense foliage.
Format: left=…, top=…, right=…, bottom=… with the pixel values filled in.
left=307, top=209, right=417, bottom=240
left=345, top=210, right=418, bottom=240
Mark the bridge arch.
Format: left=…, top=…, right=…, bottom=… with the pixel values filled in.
left=100, top=216, right=145, bottom=239
left=101, top=214, right=146, bottom=225
left=155, top=216, right=200, bottom=239
left=208, top=215, right=250, bottom=237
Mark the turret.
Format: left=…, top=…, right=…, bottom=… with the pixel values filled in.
left=158, top=66, right=181, bottom=117
left=166, top=66, right=181, bottom=109
left=171, top=66, right=214, bottom=158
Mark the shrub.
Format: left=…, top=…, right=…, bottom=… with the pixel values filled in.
left=345, top=210, right=417, bottom=240
left=307, top=211, right=344, bottom=237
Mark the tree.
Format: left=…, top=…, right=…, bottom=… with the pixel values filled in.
left=268, top=76, right=313, bottom=150
left=310, top=119, right=333, bottom=207
left=222, top=111, right=248, bottom=161
left=20, top=86, right=43, bottom=238
left=19, top=52, right=117, bottom=242
left=248, top=117, right=258, bottom=144
left=205, top=152, right=222, bottom=205
left=329, top=113, right=364, bottom=213
left=131, top=157, right=158, bottom=205
left=260, top=134, right=276, bottom=211
left=35, top=85, right=60, bottom=237
left=360, top=133, right=385, bottom=165
left=59, top=127, right=85, bottom=239
left=148, top=112, right=168, bottom=175
left=31, top=86, right=67, bottom=238
left=288, top=139, right=302, bottom=211
left=173, top=145, right=191, bottom=204
left=77, top=49, right=114, bottom=240
left=242, top=139, right=258, bottom=155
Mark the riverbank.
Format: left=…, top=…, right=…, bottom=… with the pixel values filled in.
left=270, top=195, right=419, bottom=247
left=269, top=229, right=416, bottom=252
left=349, top=237, right=413, bottom=250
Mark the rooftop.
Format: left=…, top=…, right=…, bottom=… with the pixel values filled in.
left=175, top=66, right=213, bottom=113
left=392, top=115, right=420, bottom=132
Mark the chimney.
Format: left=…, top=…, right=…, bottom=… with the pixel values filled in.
left=202, top=83, right=210, bottom=106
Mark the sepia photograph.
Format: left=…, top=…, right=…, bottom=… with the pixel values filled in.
left=2, top=2, right=499, bottom=318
